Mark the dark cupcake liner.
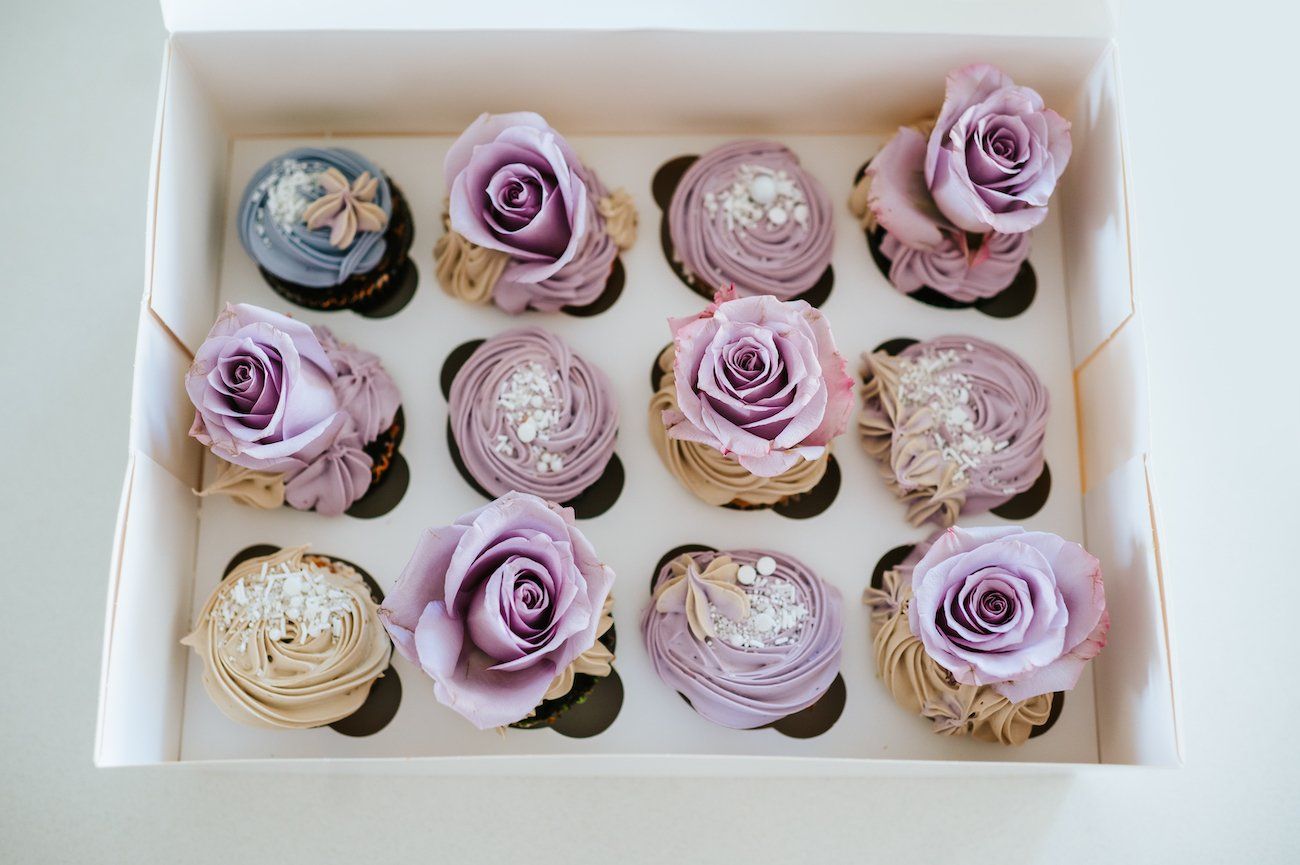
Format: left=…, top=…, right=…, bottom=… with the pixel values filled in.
left=260, top=179, right=418, bottom=318
left=219, top=544, right=401, bottom=737
left=507, top=623, right=622, bottom=736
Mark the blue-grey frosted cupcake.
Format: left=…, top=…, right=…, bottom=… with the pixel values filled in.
left=238, top=147, right=415, bottom=313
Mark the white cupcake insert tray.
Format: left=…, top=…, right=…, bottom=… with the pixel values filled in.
left=99, top=20, right=1179, bottom=772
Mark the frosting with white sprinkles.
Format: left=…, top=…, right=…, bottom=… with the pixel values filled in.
left=642, top=548, right=843, bottom=729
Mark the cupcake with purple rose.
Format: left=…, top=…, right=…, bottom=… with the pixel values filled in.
left=379, top=492, right=617, bottom=730
left=187, top=303, right=404, bottom=517
left=643, top=548, right=843, bottom=729
left=434, top=112, right=637, bottom=314
left=663, top=140, right=834, bottom=303
left=848, top=64, right=1070, bottom=309
left=238, top=147, right=416, bottom=313
left=865, top=526, right=1107, bottom=744
left=859, top=336, right=1049, bottom=526
left=448, top=327, right=619, bottom=506
left=649, top=287, right=854, bottom=509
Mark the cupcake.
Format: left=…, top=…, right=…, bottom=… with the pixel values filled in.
left=435, top=111, right=637, bottom=314
left=864, top=526, right=1107, bottom=745
left=664, top=140, right=834, bottom=302
left=859, top=336, right=1048, bottom=526
left=379, top=492, right=618, bottom=730
left=181, top=546, right=392, bottom=729
left=238, top=147, right=415, bottom=312
left=650, top=287, right=853, bottom=509
left=848, top=64, right=1069, bottom=309
left=448, top=327, right=618, bottom=504
left=643, top=548, right=843, bottom=729
left=187, top=303, right=403, bottom=516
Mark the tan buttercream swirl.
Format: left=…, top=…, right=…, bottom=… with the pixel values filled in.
left=652, top=554, right=747, bottom=641
left=859, top=350, right=968, bottom=526
left=433, top=212, right=510, bottom=306
left=195, top=461, right=285, bottom=510
left=181, top=546, right=392, bottom=730
left=543, top=595, right=616, bottom=701
left=864, top=567, right=1050, bottom=745
left=598, top=189, right=638, bottom=251
left=650, top=346, right=828, bottom=506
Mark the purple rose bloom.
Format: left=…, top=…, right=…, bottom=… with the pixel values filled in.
left=186, top=303, right=342, bottom=473
left=445, top=112, right=588, bottom=284
left=925, top=64, right=1072, bottom=235
left=379, top=492, right=615, bottom=729
left=908, top=526, right=1108, bottom=702
left=664, top=287, right=855, bottom=477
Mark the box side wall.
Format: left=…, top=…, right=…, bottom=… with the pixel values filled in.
left=173, top=30, right=1108, bottom=137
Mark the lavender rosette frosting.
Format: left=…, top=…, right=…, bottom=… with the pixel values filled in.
left=642, top=549, right=843, bottom=729
left=238, top=147, right=393, bottom=288
left=450, top=327, right=618, bottom=503
left=860, top=336, right=1048, bottom=525
left=187, top=304, right=401, bottom=516
left=880, top=230, right=1030, bottom=303
left=669, top=140, right=833, bottom=300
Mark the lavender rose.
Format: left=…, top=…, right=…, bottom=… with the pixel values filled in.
left=379, top=492, right=614, bottom=729
left=186, top=303, right=343, bottom=473
left=909, top=526, right=1108, bottom=702
left=664, top=287, right=854, bottom=477
left=926, top=64, right=1072, bottom=235
left=445, top=112, right=588, bottom=283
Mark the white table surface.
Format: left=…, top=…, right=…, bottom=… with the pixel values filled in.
left=3, top=0, right=1297, bottom=861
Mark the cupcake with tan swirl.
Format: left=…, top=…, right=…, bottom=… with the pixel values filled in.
left=860, top=335, right=1048, bottom=526
left=649, top=288, right=853, bottom=509
left=182, top=546, right=392, bottom=730
left=434, top=112, right=636, bottom=314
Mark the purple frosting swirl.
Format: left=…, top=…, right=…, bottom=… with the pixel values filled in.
left=450, top=327, right=618, bottom=503
left=668, top=140, right=833, bottom=300
left=642, top=548, right=843, bottom=729
left=874, top=336, right=1048, bottom=514
left=880, top=229, right=1030, bottom=302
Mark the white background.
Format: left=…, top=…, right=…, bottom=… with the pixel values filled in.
left=2, top=0, right=1297, bottom=861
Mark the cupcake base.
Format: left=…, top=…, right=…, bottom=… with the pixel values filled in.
left=344, top=406, right=410, bottom=519
left=259, top=180, right=418, bottom=317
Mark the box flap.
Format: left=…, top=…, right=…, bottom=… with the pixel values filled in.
left=160, top=0, right=1112, bottom=37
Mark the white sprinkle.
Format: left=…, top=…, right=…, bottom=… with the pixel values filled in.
left=707, top=565, right=809, bottom=650
left=755, top=555, right=777, bottom=576
left=737, top=564, right=757, bottom=585
left=703, top=163, right=808, bottom=235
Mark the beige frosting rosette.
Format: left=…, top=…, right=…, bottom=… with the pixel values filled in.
left=182, top=546, right=392, bottom=730
left=649, top=345, right=828, bottom=507
left=864, top=565, right=1051, bottom=746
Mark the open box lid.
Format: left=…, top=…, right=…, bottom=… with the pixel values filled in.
left=158, top=0, right=1114, bottom=37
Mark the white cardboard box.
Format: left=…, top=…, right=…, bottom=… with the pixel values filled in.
left=97, top=4, right=1181, bottom=772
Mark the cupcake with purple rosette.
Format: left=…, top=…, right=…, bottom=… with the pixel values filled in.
left=434, top=111, right=637, bottom=314
left=662, top=140, right=834, bottom=303
left=643, top=548, right=843, bottom=730
left=859, top=335, right=1049, bottom=526
left=379, top=492, right=617, bottom=730
left=848, top=64, right=1071, bottom=311
left=650, top=286, right=854, bottom=510
left=187, top=303, right=404, bottom=517
left=238, top=147, right=416, bottom=313
left=865, top=526, right=1107, bottom=745
left=448, top=327, right=619, bottom=507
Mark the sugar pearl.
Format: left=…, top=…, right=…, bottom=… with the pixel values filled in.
left=749, top=174, right=777, bottom=205
left=737, top=564, right=757, bottom=585
left=767, top=206, right=788, bottom=226
left=756, top=555, right=777, bottom=576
